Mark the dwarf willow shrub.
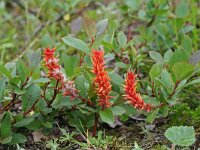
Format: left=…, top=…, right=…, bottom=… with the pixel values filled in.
left=0, top=17, right=199, bottom=145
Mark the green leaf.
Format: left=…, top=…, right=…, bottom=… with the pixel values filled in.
left=41, top=33, right=54, bottom=47
left=172, top=62, right=194, bottom=81
left=154, top=23, right=167, bottom=41
left=0, top=64, right=11, bottom=78
left=164, top=50, right=173, bottom=63
left=109, top=72, right=124, bottom=85
left=80, top=68, right=92, bottom=84
left=184, top=78, right=200, bottom=87
left=16, top=59, right=30, bottom=83
left=87, top=83, right=96, bottom=98
left=149, top=63, right=162, bottom=81
left=160, top=70, right=174, bottom=93
left=56, top=96, right=82, bottom=108
left=13, top=86, right=26, bottom=95
left=115, top=62, right=128, bottom=69
left=181, top=25, right=194, bottom=33
left=138, top=10, right=146, bottom=20
left=117, top=32, right=127, bottom=48
left=26, top=49, right=41, bottom=71
left=175, top=79, right=187, bottom=92
left=62, top=36, right=90, bottom=55
left=103, top=33, right=114, bottom=46
left=99, top=108, right=114, bottom=124
left=42, top=122, right=53, bottom=128
left=170, top=49, right=188, bottom=67
left=165, top=126, right=195, bottom=146
left=33, top=78, right=50, bottom=84
left=111, top=106, right=126, bottom=116
left=13, top=117, right=34, bottom=127
left=122, top=104, right=137, bottom=116
left=75, top=74, right=87, bottom=97
left=25, top=119, right=42, bottom=130
left=91, top=34, right=104, bottom=49
left=78, top=104, right=96, bottom=114
left=146, top=108, right=159, bottom=124
left=175, top=2, right=189, bottom=18
left=161, top=106, right=169, bottom=117
left=9, top=77, right=21, bottom=86
left=8, top=133, right=27, bottom=145
left=149, top=51, right=163, bottom=62
left=0, top=78, right=6, bottom=101
left=0, top=112, right=12, bottom=138
left=2, top=136, right=12, bottom=144
left=181, top=36, right=192, bottom=56
left=63, top=54, right=79, bottom=77
left=125, top=0, right=141, bottom=11
left=0, top=43, right=14, bottom=49
left=96, top=19, right=108, bottom=37
left=83, top=17, right=96, bottom=38
left=22, top=84, right=41, bottom=112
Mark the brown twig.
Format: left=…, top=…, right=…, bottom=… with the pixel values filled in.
left=79, top=53, right=86, bottom=66
left=151, top=81, right=155, bottom=97
left=146, top=4, right=159, bottom=27
left=77, top=96, right=87, bottom=103
left=127, top=26, right=132, bottom=41
left=0, top=77, right=30, bottom=113
left=48, top=80, right=60, bottom=107
left=2, top=94, right=18, bottom=112
left=168, top=80, right=180, bottom=99
left=21, top=77, right=30, bottom=89
left=92, top=112, right=98, bottom=137
left=112, top=49, right=123, bottom=61
left=41, top=82, right=50, bottom=105
left=23, top=98, right=40, bottom=116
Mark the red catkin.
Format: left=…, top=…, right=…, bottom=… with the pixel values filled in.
left=91, top=49, right=112, bottom=108
left=43, top=48, right=78, bottom=99
left=124, top=71, right=151, bottom=112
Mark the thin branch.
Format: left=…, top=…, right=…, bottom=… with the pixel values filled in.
left=151, top=81, right=155, bottom=97
left=48, top=80, right=60, bottom=107
left=0, top=77, right=30, bottom=113
left=79, top=53, right=86, bottom=66
left=92, top=113, right=98, bottom=137
left=41, top=82, right=50, bottom=105
left=146, top=4, right=159, bottom=27
left=168, top=81, right=180, bottom=99
left=23, top=98, right=40, bottom=116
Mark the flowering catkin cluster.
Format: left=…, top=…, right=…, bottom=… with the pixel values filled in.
left=44, top=48, right=78, bottom=99
left=123, top=71, right=151, bottom=112
left=91, top=50, right=112, bottom=108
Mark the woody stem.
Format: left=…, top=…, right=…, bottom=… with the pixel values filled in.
left=23, top=98, right=40, bottom=116
left=0, top=77, right=29, bottom=113
left=48, top=80, right=60, bottom=107
left=92, top=112, right=98, bottom=137
left=168, top=80, right=180, bottom=99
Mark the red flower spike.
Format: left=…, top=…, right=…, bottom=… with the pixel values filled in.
left=91, top=50, right=112, bottom=109
left=124, top=71, right=151, bottom=112
left=43, top=48, right=78, bottom=99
